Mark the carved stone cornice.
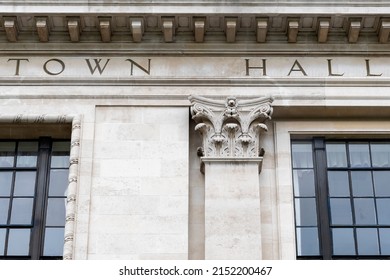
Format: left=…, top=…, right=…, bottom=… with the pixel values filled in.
left=1, top=13, right=390, bottom=45
left=190, top=95, right=273, bottom=172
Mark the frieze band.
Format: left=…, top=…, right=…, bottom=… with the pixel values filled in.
left=0, top=57, right=386, bottom=79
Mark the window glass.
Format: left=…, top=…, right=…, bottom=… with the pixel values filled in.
left=296, top=227, right=319, bottom=256
left=349, top=143, right=371, bottom=168
left=16, top=142, right=38, bottom=167
left=330, top=198, right=353, bottom=225
left=332, top=228, right=356, bottom=256
left=351, top=171, right=373, bottom=197
left=13, top=171, right=36, bottom=196
left=328, top=171, right=350, bottom=197
left=45, top=198, right=66, bottom=227
left=43, top=228, right=64, bottom=256
left=7, top=229, right=30, bottom=256
left=293, top=170, right=315, bottom=197
left=356, top=228, right=379, bottom=255
left=379, top=228, right=390, bottom=255
left=0, top=172, right=13, bottom=196
left=295, top=198, right=317, bottom=226
left=10, top=198, right=34, bottom=225
left=371, top=143, right=390, bottom=167
left=0, top=142, right=15, bottom=167
left=48, top=170, right=69, bottom=197
left=326, top=143, right=347, bottom=168
left=0, top=139, right=69, bottom=259
left=373, top=171, right=390, bottom=197
left=376, top=199, right=390, bottom=225
left=294, top=139, right=390, bottom=259
left=292, top=143, right=313, bottom=168
left=354, top=198, right=377, bottom=225
left=0, top=229, right=6, bottom=255
left=0, top=198, right=10, bottom=224
left=50, top=142, right=70, bottom=168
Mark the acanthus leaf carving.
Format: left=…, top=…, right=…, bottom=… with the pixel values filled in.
left=189, top=95, right=273, bottom=160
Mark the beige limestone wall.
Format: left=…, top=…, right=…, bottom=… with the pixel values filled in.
left=87, top=106, right=189, bottom=259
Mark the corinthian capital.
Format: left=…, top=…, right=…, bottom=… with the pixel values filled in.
left=189, top=95, right=273, bottom=162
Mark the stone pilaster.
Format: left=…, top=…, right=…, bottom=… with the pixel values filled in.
left=190, top=95, right=273, bottom=259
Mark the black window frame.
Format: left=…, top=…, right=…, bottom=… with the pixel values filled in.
left=292, top=137, right=390, bottom=260
left=0, top=137, right=69, bottom=260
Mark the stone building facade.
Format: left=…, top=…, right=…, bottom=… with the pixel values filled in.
left=1, top=1, right=390, bottom=260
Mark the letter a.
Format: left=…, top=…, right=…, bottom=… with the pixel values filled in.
left=287, top=60, right=308, bottom=76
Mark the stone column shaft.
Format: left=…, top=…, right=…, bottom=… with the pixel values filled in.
left=190, top=96, right=273, bottom=259
left=204, top=160, right=262, bottom=259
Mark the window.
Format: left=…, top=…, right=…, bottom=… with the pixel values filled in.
left=292, top=138, right=390, bottom=259
left=0, top=138, right=70, bottom=259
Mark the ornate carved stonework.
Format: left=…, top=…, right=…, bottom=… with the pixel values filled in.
left=190, top=95, right=273, bottom=170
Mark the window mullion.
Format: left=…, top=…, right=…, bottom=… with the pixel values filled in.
left=313, top=138, right=332, bottom=259
left=30, top=137, right=51, bottom=260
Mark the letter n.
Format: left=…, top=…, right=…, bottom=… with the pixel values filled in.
left=125, top=59, right=151, bottom=76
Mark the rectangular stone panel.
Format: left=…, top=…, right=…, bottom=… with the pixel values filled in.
left=89, top=106, right=189, bottom=259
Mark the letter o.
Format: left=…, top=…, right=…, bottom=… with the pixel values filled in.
left=43, top=59, right=65, bottom=75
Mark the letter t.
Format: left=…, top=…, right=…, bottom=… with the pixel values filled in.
left=8, top=58, right=29, bottom=76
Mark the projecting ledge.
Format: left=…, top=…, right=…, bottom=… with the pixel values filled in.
left=200, top=157, right=263, bottom=174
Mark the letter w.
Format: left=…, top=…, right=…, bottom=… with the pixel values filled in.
left=85, top=59, right=110, bottom=75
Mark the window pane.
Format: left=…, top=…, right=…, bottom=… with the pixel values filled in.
left=49, top=170, right=69, bottom=197
left=293, top=169, right=315, bottom=197
left=349, top=143, right=371, bottom=168
left=16, top=142, right=38, bottom=167
left=371, top=143, right=390, bottom=167
left=296, top=227, right=319, bottom=256
left=328, top=171, right=350, bottom=197
left=10, top=198, right=34, bottom=224
left=0, top=171, right=13, bottom=196
left=332, top=228, right=356, bottom=256
left=46, top=198, right=66, bottom=227
left=7, top=229, right=30, bottom=256
left=295, top=198, right=317, bottom=226
left=0, top=228, right=5, bottom=255
left=351, top=171, right=373, bottom=197
left=0, top=198, right=10, bottom=224
left=330, top=198, right=353, bottom=225
left=292, top=143, right=313, bottom=168
left=356, top=228, right=379, bottom=255
left=43, top=228, right=64, bottom=256
left=373, top=171, right=390, bottom=197
left=354, top=198, right=377, bottom=225
left=13, top=171, right=36, bottom=196
left=379, top=228, right=390, bottom=255
left=376, top=199, right=390, bottom=225
left=51, top=142, right=70, bottom=168
left=0, top=142, right=15, bottom=167
left=326, top=143, right=347, bottom=167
